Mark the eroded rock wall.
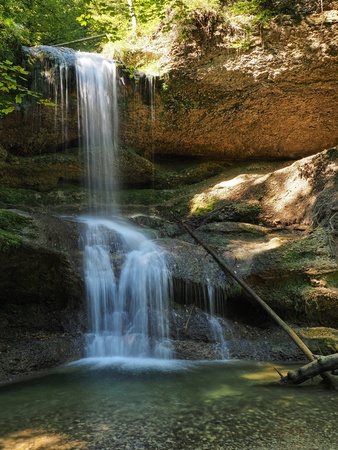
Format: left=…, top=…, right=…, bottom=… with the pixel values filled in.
left=121, top=7, right=338, bottom=160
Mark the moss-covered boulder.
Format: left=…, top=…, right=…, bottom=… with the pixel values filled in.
left=297, top=327, right=338, bottom=355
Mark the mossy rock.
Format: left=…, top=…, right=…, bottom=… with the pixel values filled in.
left=0, top=149, right=80, bottom=191
left=0, top=185, right=90, bottom=214
left=130, top=214, right=181, bottom=237
left=281, top=227, right=337, bottom=272
left=0, top=212, right=85, bottom=382
left=0, top=209, right=33, bottom=232
left=119, top=188, right=176, bottom=207
left=198, top=221, right=269, bottom=236
left=297, top=327, right=338, bottom=355
left=0, top=211, right=84, bottom=350
left=302, top=287, right=338, bottom=328
left=189, top=200, right=262, bottom=223
left=163, top=162, right=226, bottom=188
left=0, top=209, right=35, bottom=253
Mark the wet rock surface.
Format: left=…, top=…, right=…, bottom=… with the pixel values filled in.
left=170, top=306, right=306, bottom=361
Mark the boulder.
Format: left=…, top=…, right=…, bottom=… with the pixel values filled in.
left=0, top=210, right=85, bottom=382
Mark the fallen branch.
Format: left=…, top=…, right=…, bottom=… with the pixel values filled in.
left=180, top=220, right=338, bottom=390
left=185, top=304, right=195, bottom=331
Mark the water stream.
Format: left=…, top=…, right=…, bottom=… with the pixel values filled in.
left=206, top=280, right=229, bottom=359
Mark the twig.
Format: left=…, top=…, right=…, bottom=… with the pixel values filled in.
left=274, top=367, right=285, bottom=380
left=54, top=34, right=108, bottom=47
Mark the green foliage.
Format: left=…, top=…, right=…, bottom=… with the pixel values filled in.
left=0, top=1, right=88, bottom=119
left=0, top=0, right=275, bottom=82
left=77, top=0, right=171, bottom=42
left=0, top=60, right=52, bottom=118
left=0, top=17, right=26, bottom=62
left=218, top=0, right=272, bottom=50
left=134, top=0, right=168, bottom=25
left=0, top=0, right=87, bottom=48
left=0, top=60, right=36, bottom=116
left=180, top=0, right=221, bottom=13
left=229, top=0, right=272, bottom=28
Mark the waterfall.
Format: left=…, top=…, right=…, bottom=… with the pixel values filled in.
left=75, top=53, right=172, bottom=359
left=23, top=45, right=75, bottom=148
left=147, top=74, right=156, bottom=123
left=206, top=281, right=228, bottom=359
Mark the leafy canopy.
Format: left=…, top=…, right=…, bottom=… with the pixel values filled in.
left=0, top=0, right=87, bottom=48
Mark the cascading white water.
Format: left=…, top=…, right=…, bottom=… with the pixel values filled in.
left=76, top=53, right=119, bottom=214
left=75, top=53, right=172, bottom=359
left=146, top=74, right=156, bottom=123
left=206, top=281, right=228, bottom=359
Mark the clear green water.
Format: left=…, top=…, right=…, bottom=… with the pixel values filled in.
left=0, top=358, right=337, bottom=450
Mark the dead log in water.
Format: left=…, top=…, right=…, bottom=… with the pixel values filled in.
left=276, top=353, right=338, bottom=385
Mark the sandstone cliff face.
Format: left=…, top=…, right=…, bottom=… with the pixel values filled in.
left=121, top=3, right=338, bottom=161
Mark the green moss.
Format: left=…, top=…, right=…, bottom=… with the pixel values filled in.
left=324, top=272, right=338, bottom=288
left=0, top=209, right=31, bottom=233
left=0, top=228, right=22, bottom=252
left=119, top=188, right=177, bottom=206
left=191, top=197, right=215, bottom=215
left=0, top=209, right=36, bottom=252
left=0, top=186, right=86, bottom=211
left=227, top=201, right=261, bottom=223
left=190, top=198, right=262, bottom=222
left=298, top=328, right=338, bottom=355
left=0, top=187, right=32, bottom=205
left=282, top=227, right=334, bottom=271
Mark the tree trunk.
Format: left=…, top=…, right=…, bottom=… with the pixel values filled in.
left=127, top=0, right=137, bottom=30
